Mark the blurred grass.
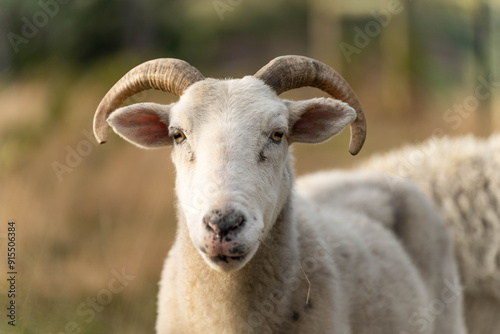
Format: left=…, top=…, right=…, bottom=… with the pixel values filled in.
left=0, top=58, right=495, bottom=333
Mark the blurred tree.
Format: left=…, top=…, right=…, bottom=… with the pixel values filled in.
left=488, top=0, right=500, bottom=130
left=0, top=8, right=12, bottom=72
left=2, top=0, right=308, bottom=72
left=1, top=0, right=498, bottom=130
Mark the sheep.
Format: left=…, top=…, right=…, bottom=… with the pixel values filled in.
left=360, top=134, right=500, bottom=333
left=92, top=55, right=466, bottom=333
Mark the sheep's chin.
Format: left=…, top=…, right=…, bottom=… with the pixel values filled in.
left=200, top=244, right=259, bottom=273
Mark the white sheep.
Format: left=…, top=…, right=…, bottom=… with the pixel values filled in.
left=361, top=133, right=500, bottom=333
left=93, top=56, right=466, bottom=333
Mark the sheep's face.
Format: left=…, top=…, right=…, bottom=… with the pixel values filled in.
left=170, top=77, right=292, bottom=272
left=107, top=76, right=356, bottom=272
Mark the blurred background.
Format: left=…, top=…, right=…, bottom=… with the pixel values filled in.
left=1, top=0, right=499, bottom=332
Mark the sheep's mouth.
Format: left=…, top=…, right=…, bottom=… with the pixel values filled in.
left=201, top=243, right=261, bottom=272
left=211, top=254, right=246, bottom=263
left=199, top=241, right=259, bottom=272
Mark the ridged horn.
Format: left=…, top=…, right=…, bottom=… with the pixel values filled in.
left=93, top=58, right=204, bottom=144
left=254, top=55, right=366, bottom=155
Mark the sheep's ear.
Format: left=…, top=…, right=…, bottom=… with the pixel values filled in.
left=107, top=102, right=173, bottom=149
left=286, top=98, right=356, bottom=144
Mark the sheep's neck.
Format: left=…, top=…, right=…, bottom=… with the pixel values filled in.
left=175, top=165, right=301, bottom=331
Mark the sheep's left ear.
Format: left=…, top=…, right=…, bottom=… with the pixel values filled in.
left=286, top=97, right=356, bottom=144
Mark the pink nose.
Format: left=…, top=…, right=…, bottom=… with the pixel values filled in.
left=203, top=209, right=245, bottom=238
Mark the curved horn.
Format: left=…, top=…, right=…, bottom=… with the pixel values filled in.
left=93, top=58, right=204, bottom=144
left=254, top=55, right=366, bottom=155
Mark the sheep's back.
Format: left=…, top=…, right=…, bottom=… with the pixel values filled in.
left=361, top=134, right=500, bottom=303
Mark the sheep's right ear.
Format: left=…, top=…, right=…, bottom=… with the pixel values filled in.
left=107, top=102, right=173, bottom=149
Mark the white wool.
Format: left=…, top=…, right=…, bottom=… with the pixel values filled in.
left=361, top=134, right=500, bottom=333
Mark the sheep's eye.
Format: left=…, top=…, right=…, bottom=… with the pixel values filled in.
left=270, top=130, right=284, bottom=143
left=173, top=131, right=186, bottom=144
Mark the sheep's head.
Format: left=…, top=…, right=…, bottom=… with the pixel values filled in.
left=93, top=56, right=366, bottom=272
